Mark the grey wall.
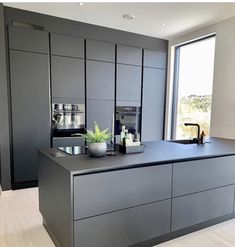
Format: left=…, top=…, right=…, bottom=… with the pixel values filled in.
left=0, top=3, right=11, bottom=190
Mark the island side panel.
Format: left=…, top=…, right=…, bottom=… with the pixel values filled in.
left=38, top=152, right=73, bottom=247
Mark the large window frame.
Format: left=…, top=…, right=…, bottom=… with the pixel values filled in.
left=171, top=34, right=216, bottom=139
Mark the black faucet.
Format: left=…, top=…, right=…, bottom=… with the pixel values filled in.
left=184, top=123, right=200, bottom=144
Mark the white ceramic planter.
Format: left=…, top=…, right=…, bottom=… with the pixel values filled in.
left=88, top=142, right=107, bottom=157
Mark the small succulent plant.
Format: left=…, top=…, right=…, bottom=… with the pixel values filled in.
left=81, top=122, right=111, bottom=143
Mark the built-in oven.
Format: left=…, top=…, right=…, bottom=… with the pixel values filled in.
left=115, top=106, right=141, bottom=135
left=52, top=103, right=85, bottom=137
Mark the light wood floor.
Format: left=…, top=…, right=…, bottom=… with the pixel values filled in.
left=1, top=188, right=235, bottom=247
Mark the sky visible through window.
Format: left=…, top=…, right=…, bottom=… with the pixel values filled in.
left=175, top=36, right=216, bottom=139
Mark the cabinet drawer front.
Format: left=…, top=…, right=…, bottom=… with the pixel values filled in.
left=144, top=50, right=167, bottom=69
left=51, top=33, right=84, bottom=58
left=173, top=156, right=235, bottom=197
left=74, top=164, right=172, bottom=219
left=53, top=137, right=85, bottom=148
left=86, top=40, right=115, bottom=62
left=9, top=26, right=49, bottom=54
left=117, top=45, right=142, bottom=66
left=172, top=186, right=234, bottom=231
left=74, top=200, right=171, bottom=247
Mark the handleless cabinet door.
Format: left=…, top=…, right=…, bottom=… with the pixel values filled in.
left=142, top=68, right=166, bottom=141
left=86, top=40, right=115, bottom=62
left=10, top=50, right=50, bottom=183
left=87, top=60, right=115, bottom=100
left=144, top=49, right=167, bottom=69
left=9, top=26, right=49, bottom=54
left=172, top=186, right=234, bottom=231
left=116, top=64, right=142, bottom=103
left=51, top=56, right=84, bottom=100
left=87, top=99, right=114, bottom=131
left=117, top=45, right=142, bottom=66
left=173, top=156, right=235, bottom=197
left=74, top=200, right=171, bottom=247
left=74, top=164, right=172, bottom=220
left=51, top=33, right=84, bottom=58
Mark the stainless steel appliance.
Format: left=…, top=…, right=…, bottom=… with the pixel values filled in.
left=52, top=103, right=85, bottom=137
left=115, top=106, right=141, bottom=135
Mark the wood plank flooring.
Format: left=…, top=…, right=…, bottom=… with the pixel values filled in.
left=0, top=188, right=235, bottom=247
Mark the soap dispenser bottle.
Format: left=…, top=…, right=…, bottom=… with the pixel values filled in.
left=200, top=131, right=206, bottom=144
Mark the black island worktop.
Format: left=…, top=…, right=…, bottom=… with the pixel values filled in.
left=38, top=137, right=235, bottom=247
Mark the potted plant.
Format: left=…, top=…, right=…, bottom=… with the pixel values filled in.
left=81, top=122, right=111, bottom=157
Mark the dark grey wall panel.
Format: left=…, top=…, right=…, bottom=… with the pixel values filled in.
left=10, top=50, right=50, bottom=183
left=172, top=186, right=234, bottom=231
left=144, top=49, right=167, bottom=69
left=74, top=200, right=171, bottom=247
left=53, top=137, right=84, bottom=147
left=4, top=7, right=168, bottom=52
left=9, top=26, right=49, bottom=53
left=74, top=164, right=172, bottom=220
left=173, top=156, right=235, bottom=197
left=142, top=68, right=166, bottom=141
left=116, top=64, right=142, bottom=103
left=51, top=33, right=84, bottom=58
left=51, top=55, right=84, bottom=100
left=117, top=45, right=142, bottom=66
left=87, top=99, right=114, bottom=131
left=87, top=60, right=115, bottom=100
left=0, top=4, right=11, bottom=190
left=86, top=39, right=115, bottom=62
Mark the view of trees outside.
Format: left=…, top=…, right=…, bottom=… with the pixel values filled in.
left=175, top=36, right=216, bottom=139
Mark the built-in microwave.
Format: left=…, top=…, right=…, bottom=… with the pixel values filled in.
left=115, top=106, right=141, bottom=135
left=52, top=103, right=85, bottom=137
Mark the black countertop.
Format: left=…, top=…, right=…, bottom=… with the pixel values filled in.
left=39, top=137, right=235, bottom=175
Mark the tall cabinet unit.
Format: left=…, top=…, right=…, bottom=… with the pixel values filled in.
left=86, top=40, right=115, bottom=130
left=116, top=45, right=142, bottom=106
left=8, top=26, right=51, bottom=187
left=141, top=50, right=167, bottom=141
left=50, top=33, right=85, bottom=147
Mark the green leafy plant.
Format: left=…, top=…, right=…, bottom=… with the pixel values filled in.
left=81, top=122, right=111, bottom=143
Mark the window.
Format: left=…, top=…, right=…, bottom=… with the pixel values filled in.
left=172, top=35, right=216, bottom=139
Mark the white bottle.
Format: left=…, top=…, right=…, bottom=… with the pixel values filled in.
left=120, top=126, right=126, bottom=144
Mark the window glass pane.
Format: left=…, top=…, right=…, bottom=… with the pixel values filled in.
left=174, top=36, right=215, bottom=139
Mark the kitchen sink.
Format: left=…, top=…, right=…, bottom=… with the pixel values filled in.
left=168, top=139, right=198, bottom=145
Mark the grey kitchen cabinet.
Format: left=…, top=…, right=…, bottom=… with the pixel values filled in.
left=8, top=26, right=49, bottom=54
left=53, top=137, right=85, bottom=148
left=142, top=67, right=166, bottom=141
left=50, top=33, right=84, bottom=58
left=10, top=50, right=50, bottom=183
left=74, top=199, right=171, bottom=247
left=51, top=55, right=85, bottom=101
left=117, top=45, right=142, bottom=66
left=144, top=49, right=167, bottom=69
left=87, top=99, right=114, bottom=131
left=172, top=156, right=235, bottom=197
left=172, top=186, right=234, bottom=231
left=86, top=39, right=115, bottom=62
left=86, top=60, right=115, bottom=100
left=74, top=164, right=172, bottom=220
left=116, top=64, right=142, bottom=104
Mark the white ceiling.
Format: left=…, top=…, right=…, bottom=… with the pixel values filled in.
left=4, top=3, right=235, bottom=39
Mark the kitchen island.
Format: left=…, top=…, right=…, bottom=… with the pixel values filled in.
left=38, top=138, right=235, bottom=247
